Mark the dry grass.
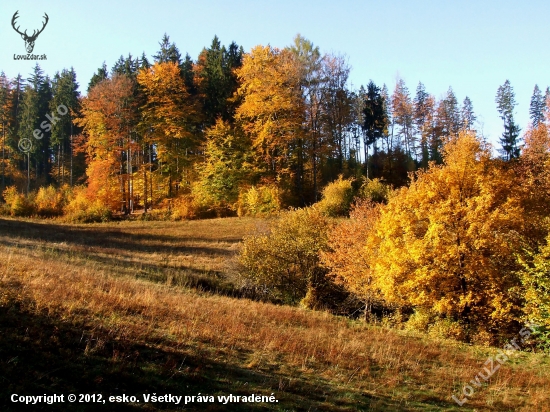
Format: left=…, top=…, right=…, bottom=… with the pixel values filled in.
left=1, top=217, right=549, bottom=411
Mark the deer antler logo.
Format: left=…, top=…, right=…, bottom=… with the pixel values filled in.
left=11, top=11, right=49, bottom=53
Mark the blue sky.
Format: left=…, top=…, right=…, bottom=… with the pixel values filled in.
left=1, top=0, right=548, bottom=146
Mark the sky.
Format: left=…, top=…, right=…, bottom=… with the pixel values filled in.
left=1, top=0, right=549, bottom=147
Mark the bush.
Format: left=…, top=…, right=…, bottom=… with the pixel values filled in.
left=2, top=186, right=34, bottom=217
left=239, top=207, right=348, bottom=310
left=64, top=186, right=112, bottom=223
left=316, top=176, right=355, bottom=217
left=236, top=185, right=281, bottom=217
left=35, top=185, right=67, bottom=217
left=170, top=195, right=197, bottom=220
left=357, top=178, right=391, bottom=203
left=404, top=309, right=434, bottom=332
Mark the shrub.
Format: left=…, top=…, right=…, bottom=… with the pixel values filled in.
left=236, top=185, right=281, bottom=217
left=35, top=185, right=67, bottom=217
left=239, top=207, right=347, bottom=310
left=316, top=175, right=355, bottom=217
left=2, top=186, right=34, bottom=217
left=404, top=309, right=434, bottom=332
left=428, top=318, right=467, bottom=341
left=357, top=177, right=391, bottom=203
left=171, top=195, right=199, bottom=220
left=64, top=186, right=112, bottom=223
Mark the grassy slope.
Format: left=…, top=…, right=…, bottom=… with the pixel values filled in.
left=0, top=217, right=549, bottom=411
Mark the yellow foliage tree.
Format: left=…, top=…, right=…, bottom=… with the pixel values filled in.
left=327, top=132, right=529, bottom=338
left=137, top=62, right=198, bottom=196
left=235, top=45, right=304, bottom=181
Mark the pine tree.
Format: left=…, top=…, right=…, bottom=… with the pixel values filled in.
left=496, top=80, right=521, bottom=160
left=195, top=36, right=243, bottom=126
left=530, top=85, right=545, bottom=128
left=88, top=62, right=108, bottom=92
left=413, top=82, right=431, bottom=167
left=0, top=72, right=14, bottom=191
left=50, top=68, right=81, bottom=185
left=461, top=96, right=476, bottom=131
left=153, top=34, right=182, bottom=65
left=362, top=80, right=387, bottom=177
left=440, top=87, right=460, bottom=137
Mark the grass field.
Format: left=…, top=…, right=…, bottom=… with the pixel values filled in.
left=1, top=217, right=549, bottom=411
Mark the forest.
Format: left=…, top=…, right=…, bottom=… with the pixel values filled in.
left=1, top=33, right=550, bottom=346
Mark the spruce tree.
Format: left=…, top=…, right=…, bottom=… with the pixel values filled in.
left=153, top=34, right=182, bottom=65
left=461, top=96, right=476, bottom=131
left=88, top=62, right=108, bottom=92
left=362, top=80, right=387, bottom=177
left=496, top=80, right=521, bottom=160
left=529, top=84, right=545, bottom=128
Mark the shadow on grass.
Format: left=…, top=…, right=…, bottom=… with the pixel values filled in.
left=0, top=300, right=471, bottom=412
left=0, top=218, right=242, bottom=297
left=0, top=218, right=238, bottom=256
left=0, top=302, right=423, bottom=412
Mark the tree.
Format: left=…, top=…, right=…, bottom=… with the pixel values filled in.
left=137, top=61, right=198, bottom=198
left=193, top=119, right=253, bottom=211
left=496, top=80, right=521, bottom=160
left=461, top=96, right=476, bottom=131
left=289, top=34, right=324, bottom=202
left=413, top=82, right=431, bottom=168
left=50, top=68, right=81, bottom=185
left=438, top=87, right=461, bottom=137
left=153, top=34, right=182, bottom=65
left=88, top=62, right=108, bottom=92
left=530, top=84, right=545, bottom=128
left=391, top=79, right=415, bottom=159
left=235, top=45, right=304, bottom=186
left=18, top=64, right=52, bottom=192
left=320, top=54, right=353, bottom=185
left=332, top=132, right=528, bottom=338
left=362, top=80, right=387, bottom=177
left=0, top=73, right=14, bottom=191
left=76, top=74, right=136, bottom=210
left=194, top=36, right=243, bottom=126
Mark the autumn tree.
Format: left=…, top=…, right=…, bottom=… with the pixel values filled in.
left=235, top=45, right=304, bottom=190
left=288, top=34, right=324, bottom=202
left=193, top=119, right=253, bottom=212
left=76, top=74, right=136, bottom=210
left=391, top=78, right=415, bottom=160
left=137, top=61, right=198, bottom=199
left=321, top=200, right=383, bottom=318
left=319, top=53, right=353, bottom=181
left=329, top=132, right=530, bottom=339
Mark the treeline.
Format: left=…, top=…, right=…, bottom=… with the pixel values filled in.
left=0, top=34, right=547, bottom=218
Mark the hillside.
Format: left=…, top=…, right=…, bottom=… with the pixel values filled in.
left=0, top=217, right=549, bottom=411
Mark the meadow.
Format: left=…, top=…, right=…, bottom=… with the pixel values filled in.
left=1, top=216, right=549, bottom=411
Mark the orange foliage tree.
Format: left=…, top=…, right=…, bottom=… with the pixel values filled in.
left=76, top=75, right=136, bottom=210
